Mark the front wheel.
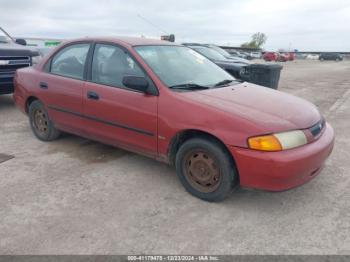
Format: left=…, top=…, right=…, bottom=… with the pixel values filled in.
left=29, top=100, right=61, bottom=141
left=175, top=138, right=238, bottom=202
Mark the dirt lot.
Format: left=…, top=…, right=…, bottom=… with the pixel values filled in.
left=0, top=60, right=349, bottom=255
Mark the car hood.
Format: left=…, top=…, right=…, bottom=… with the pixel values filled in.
left=179, top=82, right=321, bottom=133
left=0, top=42, right=39, bottom=56
left=214, top=60, right=248, bottom=72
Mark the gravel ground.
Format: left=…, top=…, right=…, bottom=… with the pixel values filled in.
left=0, top=59, right=349, bottom=255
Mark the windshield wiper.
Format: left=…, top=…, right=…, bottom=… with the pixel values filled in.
left=213, top=79, right=237, bottom=87
left=169, top=83, right=210, bottom=90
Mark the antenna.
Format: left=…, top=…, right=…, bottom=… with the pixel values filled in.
left=137, top=14, right=169, bottom=34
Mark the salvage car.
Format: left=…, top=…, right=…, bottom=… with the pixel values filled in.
left=0, top=27, right=41, bottom=95
left=14, top=37, right=335, bottom=202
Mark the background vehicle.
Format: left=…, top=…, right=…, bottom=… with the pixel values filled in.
left=284, top=52, right=295, bottom=61
left=295, top=53, right=307, bottom=59
left=217, top=49, right=247, bottom=59
left=185, top=44, right=248, bottom=79
left=263, top=52, right=293, bottom=62
left=187, top=45, right=282, bottom=89
left=319, top=53, right=343, bottom=61
left=182, top=43, right=251, bottom=64
left=13, top=37, right=334, bottom=202
left=249, top=52, right=262, bottom=59
left=276, top=53, right=288, bottom=62
left=263, top=52, right=277, bottom=61
left=306, top=54, right=319, bottom=60
left=206, top=45, right=251, bottom=63
left=0, top=27, right=41, bottom=95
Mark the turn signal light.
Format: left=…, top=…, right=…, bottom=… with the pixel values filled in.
left=248, top=135, right=282, bottom=151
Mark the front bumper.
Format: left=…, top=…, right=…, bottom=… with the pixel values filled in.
left=0, top=73, right=14, bottom=95
left=229, top=123, right=334, bottom=191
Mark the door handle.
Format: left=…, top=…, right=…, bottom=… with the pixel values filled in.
left=39, top=82, right=48, bottom=89
left=87, top=91, right=99, bottom=100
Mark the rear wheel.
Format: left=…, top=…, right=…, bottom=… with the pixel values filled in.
left=175, top=138, right=238, bottom=202
left=29, top=100, right=61, bottom=141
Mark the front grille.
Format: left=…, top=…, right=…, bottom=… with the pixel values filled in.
left=0, top=56, right=31, bottom=76
left=309, top=119, right=325, bottom=137
left=0, top=56, right=30, bottom=61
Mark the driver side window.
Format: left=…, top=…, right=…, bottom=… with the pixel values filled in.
left=91, top=44, right=145, bottom=88
left=50, top=43, right=90, bottom=80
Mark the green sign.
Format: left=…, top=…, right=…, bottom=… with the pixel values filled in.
left=45, top=41, right=61, bottom=47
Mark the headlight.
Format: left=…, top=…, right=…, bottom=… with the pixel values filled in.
left=31, top=55, right=42, bottom=65
left=248, top=130, right=307, bottom=151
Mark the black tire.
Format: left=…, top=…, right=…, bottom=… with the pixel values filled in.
left=28, top=100, right=61, bottom=141
left=175, top=137, right=238, bottom=202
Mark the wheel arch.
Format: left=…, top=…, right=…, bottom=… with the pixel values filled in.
left=25, top=96, right=39, bottom=114
left=167, top=129, right=237, bottom=169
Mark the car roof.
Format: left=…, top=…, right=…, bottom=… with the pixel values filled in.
left=62, top=36, right=178, bottom=47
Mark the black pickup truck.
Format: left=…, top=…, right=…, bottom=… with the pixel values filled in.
left=0, top=27, right=41, bottom=95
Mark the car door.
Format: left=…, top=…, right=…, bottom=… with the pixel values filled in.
left=39, top=42, right=91, bottom=132
left=82, top=43, right=158, bottom=156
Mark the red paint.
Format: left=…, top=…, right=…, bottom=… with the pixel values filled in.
left=263, top=52, right=295, bottom=62
left=263, top=52, right=278, bottom=61
left=13, top=37, right=334, bottom=191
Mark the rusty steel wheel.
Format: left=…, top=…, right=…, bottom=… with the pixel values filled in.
left=32, top=108, right=49, bottom=136
left=176, top=137, right=238, bottom=202
left=183, top=150, right=221, bottom=193
left=29, top=100, right=61, bottom=141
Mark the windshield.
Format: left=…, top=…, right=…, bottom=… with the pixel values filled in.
left=0, top=28, right=13, bottom=43
left=190, top=46, right=227, bottom=61
left=134, top=45, right=234, bottom=88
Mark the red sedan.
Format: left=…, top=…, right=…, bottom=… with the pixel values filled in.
left=262, top=52, right=277, bottom=61
left=13, top=37, right=334, bottom=201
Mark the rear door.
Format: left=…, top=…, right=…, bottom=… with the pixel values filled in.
left=39, top=42, right=91, bottom=132
left=82, top=43, right=158, bottom=156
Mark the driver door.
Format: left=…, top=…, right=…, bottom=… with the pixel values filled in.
left=82, top=43, right=158, bottom=156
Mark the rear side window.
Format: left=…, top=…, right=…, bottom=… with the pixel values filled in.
left=91, top=44, right=145, bottom=88
left=50, top=43, right=90, bottom=80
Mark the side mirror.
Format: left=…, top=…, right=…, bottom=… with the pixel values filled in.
left=15, top=38, right=27, bottom=46
left=122, top=76, right=149, bottom=93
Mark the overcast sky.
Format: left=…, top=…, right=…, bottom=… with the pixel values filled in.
left=1, top=0, right=349, bottom=51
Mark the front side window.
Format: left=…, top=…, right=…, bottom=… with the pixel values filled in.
left=135, top=45, right=234, bottom=88
left=92, top=44, right=145, bottom=88
left=50, top=43, right=90, bottom=80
